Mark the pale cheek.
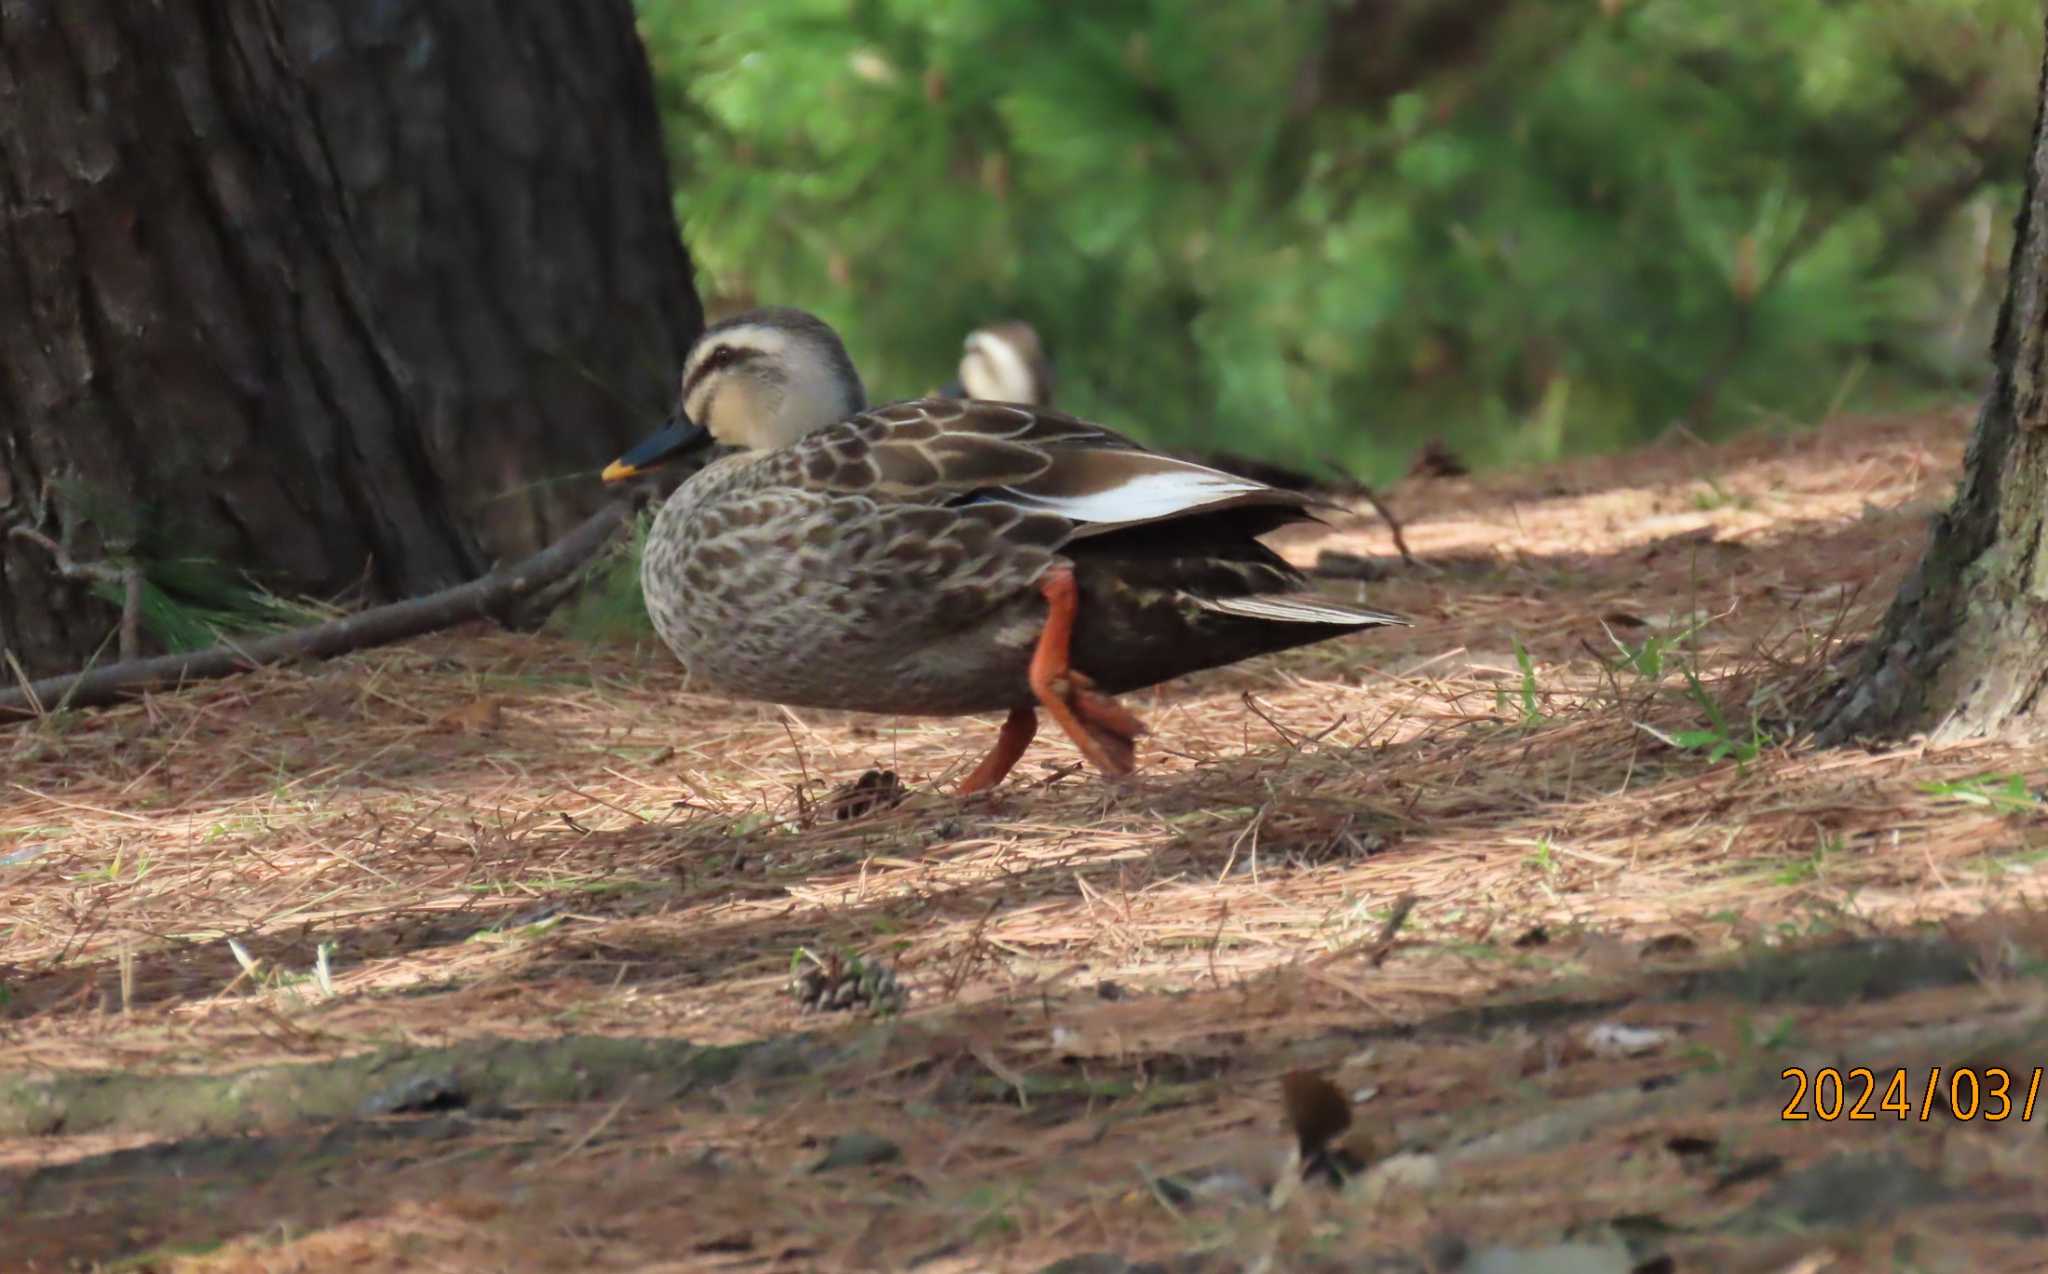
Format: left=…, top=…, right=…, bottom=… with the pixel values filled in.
left=712, top=379, right=784, bottom=449
left=685, top=383, right=717, bottom=432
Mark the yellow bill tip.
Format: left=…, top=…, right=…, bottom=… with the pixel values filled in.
left=600, top=459, right=639, bottom=484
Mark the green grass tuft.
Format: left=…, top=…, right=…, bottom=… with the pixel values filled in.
left=548, top=511, right=657, bottom=643
left=1921, top=773, right=2040, bottom=814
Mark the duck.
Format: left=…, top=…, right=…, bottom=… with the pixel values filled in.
left=601, top=307, right=1409, bottom=794
left=942, top=319, right=1055, bottom=407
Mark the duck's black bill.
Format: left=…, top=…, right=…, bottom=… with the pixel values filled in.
left=602, top=415, right=712, bottom=483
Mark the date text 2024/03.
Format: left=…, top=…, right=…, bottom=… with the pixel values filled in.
left=1780, top=1066, right=2041, bottom=1122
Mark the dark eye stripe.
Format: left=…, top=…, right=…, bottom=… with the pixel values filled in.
left=680, top=344, right=761, bottom=402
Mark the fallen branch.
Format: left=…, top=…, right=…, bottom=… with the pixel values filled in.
left=1315, top=453, right=1419, bottom=568
left=0, top=500, right=632, bottom=718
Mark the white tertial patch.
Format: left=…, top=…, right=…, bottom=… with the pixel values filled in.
left=962, top=330, right=1039, bottom=403
left=1189, top=594, right=1410, bottom=626
left=995, top=464, right=1271, bottom=525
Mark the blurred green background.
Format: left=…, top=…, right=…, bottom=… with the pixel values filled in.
left=634, top=0, right=2035, bottom=478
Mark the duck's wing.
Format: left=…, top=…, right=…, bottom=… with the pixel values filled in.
left=769, top=398, right=1332, bottom=539
left=750, top=400, right=1408, bottom=697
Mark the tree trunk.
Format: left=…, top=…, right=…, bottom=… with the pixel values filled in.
left=1814, top=17, right=2048, bottom=745
left=0, top=0, right=700, bottom=676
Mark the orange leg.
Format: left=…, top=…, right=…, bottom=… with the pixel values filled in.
left=957, top=706, right=1038, bottom=795
left=1028, top=565, right=1147, bottom=777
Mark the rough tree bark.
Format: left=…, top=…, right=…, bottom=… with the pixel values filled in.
left=1815, top=19, right=2048, bottom=745
left=0, top=1, right=701, bottom=676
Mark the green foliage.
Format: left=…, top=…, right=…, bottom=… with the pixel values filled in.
left=1604, top=614, right=1768, bottom=767
left=1921, top=773, right=2040, bottom=813
left=32, top=474, right=321, bottom=656
left=547, top=511, right=657, bottom=642
left=1500, top=634, right=1546, bottom=727
left=1605, top=624, right=1674, bottom=682
left=86, top=560, right=316, bottom=655
left=636, top=0, right=2035, bottom=475
left=1771, top=832, right=1843, bottom=885
left=1663, top=665, right=1767, bottom=767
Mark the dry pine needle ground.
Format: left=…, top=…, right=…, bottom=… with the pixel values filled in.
left=5, top=407, right=2048, bottom=1272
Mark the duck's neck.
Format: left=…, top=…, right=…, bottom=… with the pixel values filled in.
left=774, top=356, right=866, bottom=441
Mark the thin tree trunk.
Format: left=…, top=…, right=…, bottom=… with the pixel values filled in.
left=0, top=0, right=699, bottom=677
left=1814, top=17, right=2048, bottom=744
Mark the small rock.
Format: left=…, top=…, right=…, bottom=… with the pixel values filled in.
left=1584, top=1022, right=1675, bottom=1058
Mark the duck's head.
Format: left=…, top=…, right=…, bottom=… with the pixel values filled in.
left=957, top=320, right=1052, bottom=407
left=603, top=307, right=867, bottom=482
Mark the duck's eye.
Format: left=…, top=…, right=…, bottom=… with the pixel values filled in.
left=681, top=344, right=748, bottom=398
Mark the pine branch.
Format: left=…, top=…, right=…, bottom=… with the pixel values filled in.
left=7, top=525, right=145, bottom=660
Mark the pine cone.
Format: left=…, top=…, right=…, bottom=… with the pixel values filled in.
left=827, top=769, right=906, bottom=821
left=790, top=951, right=907, bottom=1016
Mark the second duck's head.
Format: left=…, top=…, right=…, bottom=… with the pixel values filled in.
left=603, top=307, right=867, bottom=482
left=958, top=320, right=1052, bottom=407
